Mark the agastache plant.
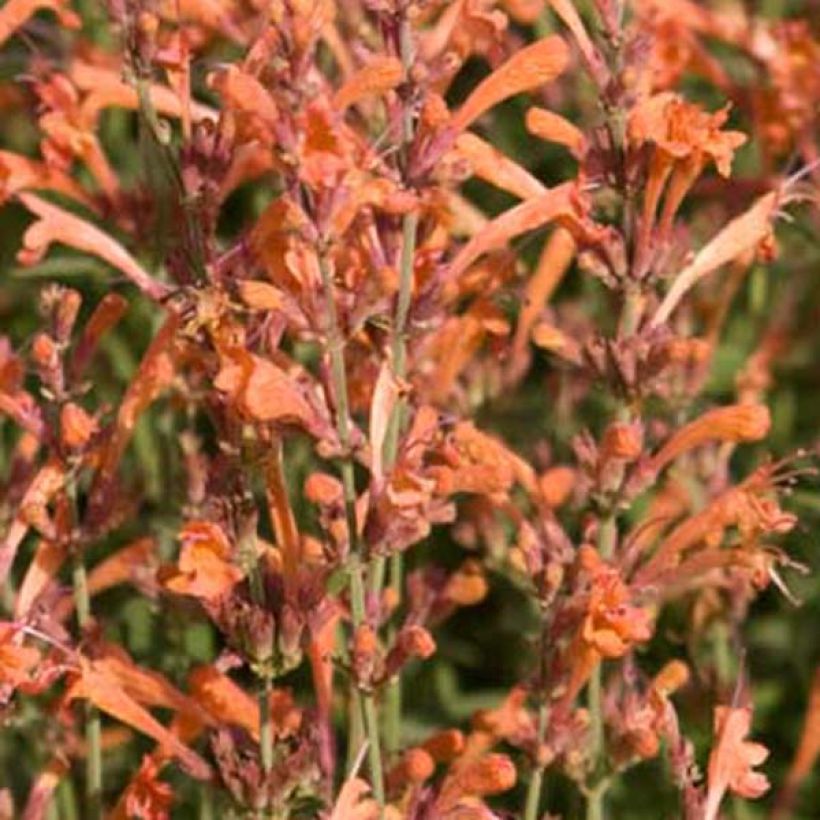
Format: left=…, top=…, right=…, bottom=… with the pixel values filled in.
left=0, top=1, right=818, bottom=818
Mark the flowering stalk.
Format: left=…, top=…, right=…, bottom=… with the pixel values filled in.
left=318, top=253, right=385, bottom=806
left=379, top=8, right=419, bottom=760
left=524, top=700, right=550, bottom=820
left=70, top=500, right=102, bottom=818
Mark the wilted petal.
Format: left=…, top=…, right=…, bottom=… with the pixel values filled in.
left=652, top=191, right=778, bottom=326
left=66, top=659, right=212, bottom=780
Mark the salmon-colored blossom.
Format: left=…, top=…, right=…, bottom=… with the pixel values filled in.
left=704, top=705, right=770, bottom=820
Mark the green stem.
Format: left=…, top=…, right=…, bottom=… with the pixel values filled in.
left=57, top=778, right=79, bottom=820
left=240, top=529, right=272, bottom=786
left=318, top=255, right=385, bottom=808
left=586, top=779, right=610, bottom=820
left=585, top=287, right=642, bottom=819
left=523, top=702, right=550, bottom=820
left=199, top=785, right=214, bottom=820
left=585, top=515, right=612, bottom=820
left=72, top=556, right=102, bottom=818
left=259, top=676, right=273, bottom=775
left=376, top=11, right=420, bottom=760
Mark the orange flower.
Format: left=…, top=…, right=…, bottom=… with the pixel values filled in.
left=333, top=56, right=403, bottom=111
left=328, top=777, right=383, bottom=820
left=564, top=547, right=654, bottom=702
left=547, top=0, right=610, bottom=89
left=0, top=458, right=65, bottom=585
left=601, top=421, right=643, bottom=463
left=214, top=348, right=329, bottom=437
left=581, top=566, right=653, bottom=658
left=421, top=729, right=466, bottom=763
left=444, top=560, right=489, bottom=606
left=436, top=752, right=518, bottom=815
left=0, top=0, right=79, bottom=48
left=207, top=64, right=280, bottom=147
left=66, top=657, right=212, bottom=780
left=628, top=94, right=746, bottom=178
left=112, top=755, right=173, bottom=820
left=0, top=623, right=40, bottom=690
left=188, top=665, right=260, bottom=740
left=636, top=461, right=798, bottom=588
left=538, top=465, right=577, bottom=508
left=455, top=132, right=546, bottom=200
left=162, top=521, right=244, bottom=601
left=704, top=705, right=770, bottom=820
left=0, top=150, right=96, bottom=209
left=447, top=181, right=581, bottom=282
left=431, top=421, right=534, bottom=499
left=629, top=94, right=747, bottom=269
left=776, top=667, right=820, bottom=817
left=509, top=227, right=577, bottom=379
left=69, top=58, right=215, bottom=130
left=59, top=402, right=98, bottom=450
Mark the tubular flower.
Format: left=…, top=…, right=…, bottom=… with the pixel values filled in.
left=629, top=94, right=747, bottom=268
left=645, top=404, right=770, bottom=475
left=449, top=36, right=569, bottom=134
left=635, top=460, right=799, bottom=589
left=628, top=94, right=746, bottom=179
left=17, top=194, right=170, bottom=302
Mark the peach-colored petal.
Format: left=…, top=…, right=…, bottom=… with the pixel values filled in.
left=647, top=404, right=770, bottom=474
left=525, top=106, right=586, bottom=157
left=0, top=151, right=96, bottom=209
left=67, top=659, right=211, bottom=781
left=705, top=705, right=770, bottom=820
left=14, top=540, right=66, bottom=620
left=17, top=194, right=169, bottom=302
left=0, top=459, right=64, bottom=585
left=0, top=0, right=79, bottom=48
left=450, top=36, right=569, bottom=134
left=333, top=56, right=403, bottom=111
left=547, top=0, right=610, bottom=88
left=652, top=192, right=778, bottom=326
left=447, top=182, right=577, bottom=281
left=69, top=61, right=216, bottom=129
left=456, top=133, right=546, bottom=200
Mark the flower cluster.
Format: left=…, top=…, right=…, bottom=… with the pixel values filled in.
left=0, top=1, right=817, bottom=818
